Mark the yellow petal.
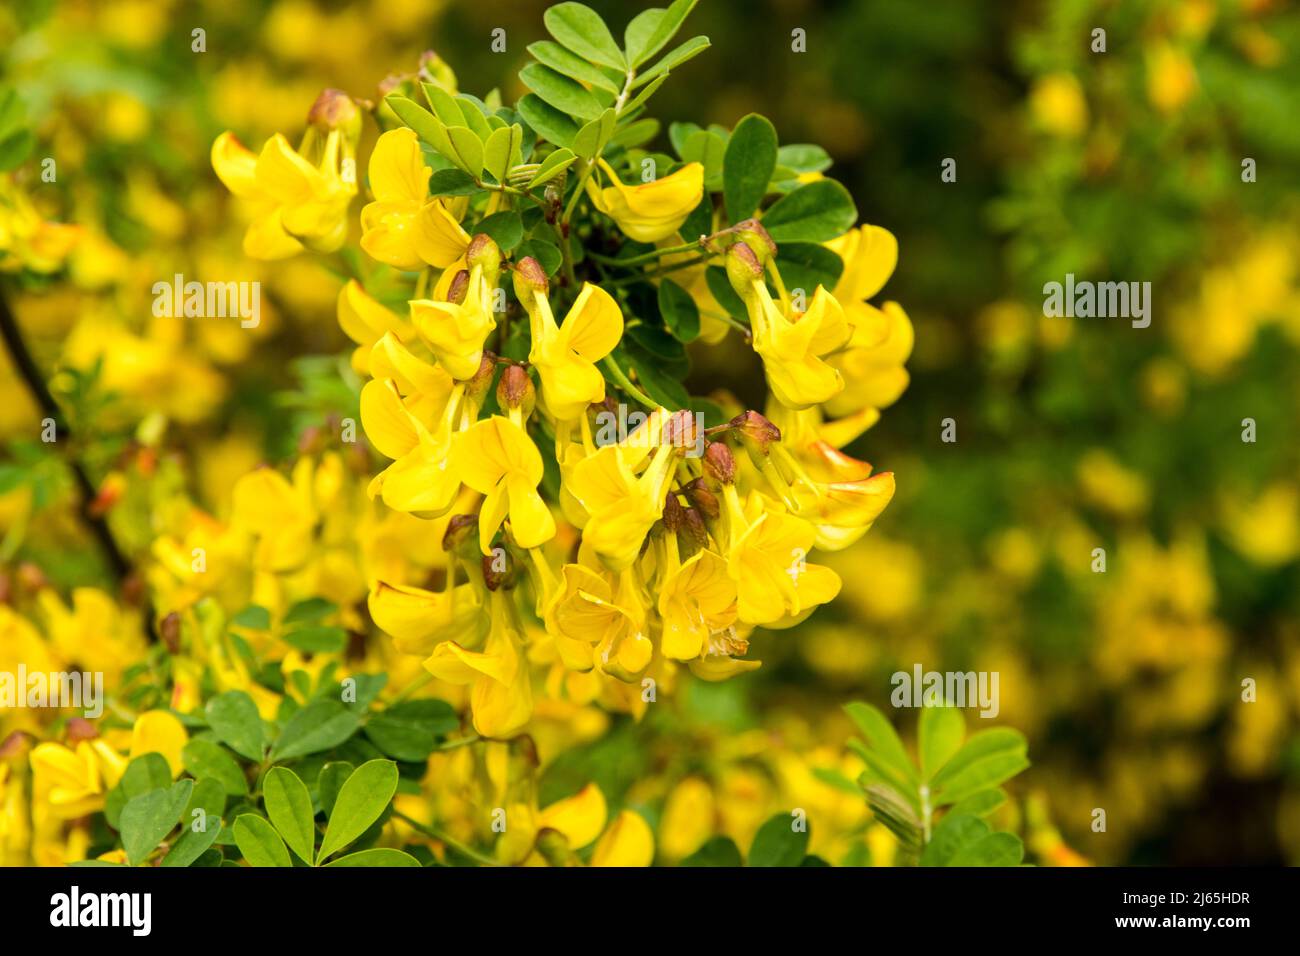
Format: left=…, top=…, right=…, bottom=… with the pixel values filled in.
left=539, top=783, right=607, bottom=849
left=360, top=379, right=420, bottom=460
left=591, top=809, right=655, bottom=867
left=129, top=710, right=188, bottom=778
left=368, top=128, right=430, bottom=204
left=211, top=132, right=262, bottom=198
left=415, top=200, right=471, bottom=268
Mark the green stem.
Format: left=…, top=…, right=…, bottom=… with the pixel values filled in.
left=435, top=734, right=482, bottom=751
left=604, top=255, right=707, bottom=288
left=588, top=239, right=704, bottom=268
left=601, top=356, right=656, bottom=409
left=392, top=810, right=502, bottom=867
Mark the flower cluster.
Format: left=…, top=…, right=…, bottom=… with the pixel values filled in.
left=211, top=3, right=909, bottom=740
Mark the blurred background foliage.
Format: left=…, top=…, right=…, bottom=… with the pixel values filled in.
left=3, top=0, right=1300, bottom=865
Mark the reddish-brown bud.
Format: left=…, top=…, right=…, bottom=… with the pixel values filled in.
left=702, top=441, right=737, bottom=484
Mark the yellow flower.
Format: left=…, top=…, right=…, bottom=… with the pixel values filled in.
left=737, top=259, right=851, bottom=409
left=423, top=591, right=533, bottom=738
left=586, top=158, right=704, bottom=243
left=515, top=263, right=624, bottom=421
left=359, top=127, right=470, bottom=269
left=451, top=416, right=556, bottom=554
left=659, top=777, right=715, bottom=861
left=211, top=129, right=356, bottom=259
left=538, top=782, right=607, bottom=849
left=29, top=741, right=120, bottom=820
left=128, top=711, right=188, bottom=778
left=0, top=174, right=81, bottom=273
left=411, top=261, right=499, bottom=380
left=546, top=562, right=652, bottom=680
left=657, top=536, right=738, bottom=661
left=1029, top=72, right=1088, bottom=138
left=368, top=578, right=489, bottom=656
left=230, top=464, right=318, bottom=570
left=721, top=486, right=841, bottom=626
left=337, top=280, right=414, bottom=375
left=358, top=332, right=464, bottom=516
left=591, top=809, right=654, bottom=866
left=565, top=412, right=680, bottom=570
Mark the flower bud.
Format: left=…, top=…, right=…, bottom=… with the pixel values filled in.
left=464, top=350, right=497, bottom=398
left=512, top=256, right=549, bottom=310
left=682, top=477, right=720, bottom=520
left=466, top=233, right=502, bottom=284
left=447, top=268, right=471, bottom=305
left=160, top=611, right=181, bottom=655
left=702, top=440, right=736, bottom=485
left=66, top=718, right=98, bottom=743
left=662, top=409, right=700, bottom=455
left=418, top=50, right=458, bottom=94
left=0, top=731, right=30, bottom=759
left=729, top=410, right=781, bottom=457
left=725, top=241, right=764, bottom=299
left=662, top=490, right=687, bottom=532
left=497, top=365, right=536, bottom=418
left=443, top=514, right=479, bottom=554
left=482, top=546, right=517, bottom=591
left=307, top=89, right=361, bottom=141
left=732, top=219, right=777, bottom=262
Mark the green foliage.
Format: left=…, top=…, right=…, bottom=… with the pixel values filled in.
left=846, top=702, right=1029, bottom=867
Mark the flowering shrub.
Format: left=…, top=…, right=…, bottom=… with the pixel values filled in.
left=0, top=0, right=933, bottom=869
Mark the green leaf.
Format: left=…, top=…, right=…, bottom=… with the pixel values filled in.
left=933, top=752, right=1031, bottom=806
left=281, top=597, right=336, bottom=626
left=844, top=702, right=918, bottom=786
left=446, top=127, right=484, bottom=177
left=723, top=113, right=778, bottom=223
left=705, top=266, right=747, bottom=320
left=363, top=699, right=459, bottom=762
left=931, top=728, right=1030, bottom=805
left=949, top=788, right=1007, bottom=818
left=518, top=239, right=563, bottom=277
left=681, top=129, right=726, bottom=190
left=106, top=753, right=172, bottom=829
left=230, top=605, right=271, bottom=630
left=658, top=279, right=700, bottom=343
left=181, top=738, right=249, bottom=796
left=161, top=779, right=225, bottom=867
left=920, top=812, right=989, bottom=867
left=324, top=848, right=421, bottom=867
left=205, top=690, right=266, bottom=761
left=517, top=95, right=579, bottom=150
left=620, top=74, right=669, bottom=116
left=455, top=95, right=493, bottom=141
left=544, top=2, right=626, bottom=71
left=527, top=147, right=577, bottom=187
left=774, top=243, right=844, bottom=296
left=680, top=836, right=742, bottom=867
left=625, top=0, right=698, bottom=68
left=233, top=814, right=292, bottom=867
left=482, top=124, right=522, bottom=183
left=608, top=119, right=660, bottom=151
left=865, top=783, right=924, bottom=849
left=0, top=89, right=34, bottom=172
left=271, top=700, right=362, bottom=762
left=317, top=759, right=399, bottom=863
left=423, top=83, right=468, bottom=128
left=428, top=168, right=480, bottom=196
left=282, top=625, right=347, bottom=654
left=121, top=780, right=193, bottom=866
left=949, top=831, right=1025, bottom=867
left=519, top=64, right=604, bottom=123
left=760, top=179, right=857, bottom=243
left=385, top=96, right=454, bottom=157
left=919, top=706, right=966, bottom=781
left=633, top=35, right=710, bottom=89
left=476, top=210, right=523, bottom=252
left=264, top=767, right=317, bottom=865
left=317, top=761, right=355, bottom=817
left=748, top=812, right=809, bottom=867
left=527, top=41, right=621, bottom=94
left=777, top=143, right=832, bottom=174
left=573, top=108, right=617, bottom=160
